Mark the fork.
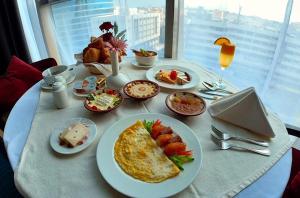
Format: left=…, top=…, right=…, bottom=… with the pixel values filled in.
left=202, top=82, right=234, bottom=94
left=211, top=125, right=269, bottom=147
left=211, top=133, right=271, bottom=156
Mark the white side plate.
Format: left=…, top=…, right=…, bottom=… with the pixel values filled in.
left=41, top=71, right=76, bottom=90
left=50, top=118, right=97, bottom=154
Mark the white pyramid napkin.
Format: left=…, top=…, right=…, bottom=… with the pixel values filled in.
left=208, top=87, right=275, bottom=137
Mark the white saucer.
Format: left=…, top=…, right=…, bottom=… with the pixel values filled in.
left=41, top=71, right=76, bottom=90
left=131, top=60, right=154, bottom=69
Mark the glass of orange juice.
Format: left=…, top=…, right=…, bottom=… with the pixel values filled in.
left=214, top=37, right=235, bottom=89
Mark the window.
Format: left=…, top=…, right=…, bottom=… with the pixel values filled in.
left=180, top=0, right=300, bottom=128
left=49, top=0, right=165, bottom=64
left=18, top=0, right=300, bottom=129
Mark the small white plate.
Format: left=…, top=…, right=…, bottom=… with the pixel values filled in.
left=131, top=60, right=154, bottom=68
left=96, top=113, right=202, bottom=198
left=146, top=65, right=200, bottom=90
left=50, top=118, right=97, bottom=154
left=41, top=71, right=76, bottom=90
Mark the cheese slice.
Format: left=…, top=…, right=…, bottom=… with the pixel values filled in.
left=61, top=123, right=89, bottom=147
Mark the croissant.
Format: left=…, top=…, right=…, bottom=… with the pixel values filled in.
left=83, top=48, right=100, bottom=63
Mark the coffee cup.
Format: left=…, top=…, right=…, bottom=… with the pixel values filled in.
left=42, top=65, right=73, bottom=86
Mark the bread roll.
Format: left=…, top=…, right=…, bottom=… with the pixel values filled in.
left=83, top=48, right=100, bottom=63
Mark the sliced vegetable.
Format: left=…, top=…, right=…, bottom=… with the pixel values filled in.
left=152, top=124, right=166, bottom=139
left=143, top=120, right=154, bottom=133
left=164, top=142, right=186, bottom=156
left=143, top=119, right=194, bottom=171
left=156, top=134, right=173, bottom=147
left=169, top=156, right=184, bottom=170
left=159, top=127, right=173, bottom=135
left=168, top=135, right=182, bottom=143
left=169, top=155, right=194, bottom=170
left=176, top=150, right=193, bottom=156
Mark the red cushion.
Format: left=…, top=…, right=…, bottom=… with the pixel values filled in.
left=0, top=56, right=42, bottom=112
left=7, top=56, right=42, bottom=87
left=283, top=148, right=300, bottom=198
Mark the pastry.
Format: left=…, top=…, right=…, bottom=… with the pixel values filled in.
left=83, top=48, right=101, bottom=63
left=59, top=123, right=89, bottom=147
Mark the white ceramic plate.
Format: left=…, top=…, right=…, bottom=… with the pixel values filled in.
left=50, top=118, right=97, bottom=154
left=146, top=65, right=200, bottom=90
left=41, top=71, right=76, bottom=90
left=96, top=113, right=202, bottom=198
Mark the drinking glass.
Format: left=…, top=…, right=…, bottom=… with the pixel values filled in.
left=215, top=42, right=235, bottom=89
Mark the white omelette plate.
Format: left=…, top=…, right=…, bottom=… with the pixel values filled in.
left=146, top=65, right=200, bottom=90
left=50, top=118, right=97, bottom=154
left=96, top=113, right=202, bottom=198
left=41, top=71, right=76, bottom=90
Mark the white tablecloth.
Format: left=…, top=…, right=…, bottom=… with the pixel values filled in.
left=4, top=59, right=293, bottom=197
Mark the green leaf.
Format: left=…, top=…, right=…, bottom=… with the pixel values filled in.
left=173, top=155, right=194, bottom=163
left=143, top=120, right=154, bottom=133
left=113, top=21, right=118, bottom=36
left=87, top=94, right=95, bottom=101
left=120, top=34, right=126, bottom=41
left=169, top=156, right=184, bottom=170
left=140, top=48, right=148, bottom=56
left=116, top=30, right=126, bottom=39
left=169, top=155, right=194, bottom=171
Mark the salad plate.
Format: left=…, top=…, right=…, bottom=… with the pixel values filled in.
left=96, top=113, right=202, bottom=198
left=146, top=65, right=200, bottom=90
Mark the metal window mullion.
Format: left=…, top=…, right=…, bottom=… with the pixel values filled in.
left=261, top=0, right=293, bottom=96
left=164, top=0, right=175, bottom=58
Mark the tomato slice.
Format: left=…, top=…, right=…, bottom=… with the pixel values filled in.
left=176, top=150, right=193, bottom=156
left=170, top=70, right=177, bottom=80
left=168, top=135, right=182, bottom=143
left=164, top=142, right=186, bottom=156
left=156, top=134, right=173, bottom=147
left=152, top=119, right=161, bottom=129
left=151, top=125, right=162, bottom=139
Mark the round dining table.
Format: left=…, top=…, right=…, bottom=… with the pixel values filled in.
left=4, top=59, right=292, bottom=198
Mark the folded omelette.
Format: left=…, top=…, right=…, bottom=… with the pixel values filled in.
left=114, top=120, right=180, bottom=183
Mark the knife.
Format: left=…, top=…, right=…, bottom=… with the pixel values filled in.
left=196, top=92, right=222, bottom=100
left=198, top=89, right=231, bottom=97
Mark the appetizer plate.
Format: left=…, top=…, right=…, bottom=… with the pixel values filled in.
left=41, top=71, right=76, bottom=90
left=123, top=80, right=160, bottom=100
left=166, top=91, right=206, bottom=116
left=96, top=113, right=202, bottom=198
left=84, top=88, right=123, bottom=113
left=146, top=65, right=200, bottom=90
left=50, top=118, right=97, bottom=154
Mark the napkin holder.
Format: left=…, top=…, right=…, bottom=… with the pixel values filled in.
left=208, top=87, right=275, bottom=138
left=106, top=51, right=130, bottom=90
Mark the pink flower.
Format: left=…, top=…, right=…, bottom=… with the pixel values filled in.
left=105, top=37, right=127, bottom=52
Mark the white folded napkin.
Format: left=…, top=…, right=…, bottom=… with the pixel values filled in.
left=208, top=87, right=275, bottom=137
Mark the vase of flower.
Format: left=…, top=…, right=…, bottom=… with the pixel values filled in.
left=106, top=50, right=130, bottom=90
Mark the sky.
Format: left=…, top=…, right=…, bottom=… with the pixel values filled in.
left=185, top=0, right=300, bottom=22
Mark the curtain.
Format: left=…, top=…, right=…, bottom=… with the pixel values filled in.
left=0, top=0, right=30, bottom=75
left=181, top=0, right=300, bottom=129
